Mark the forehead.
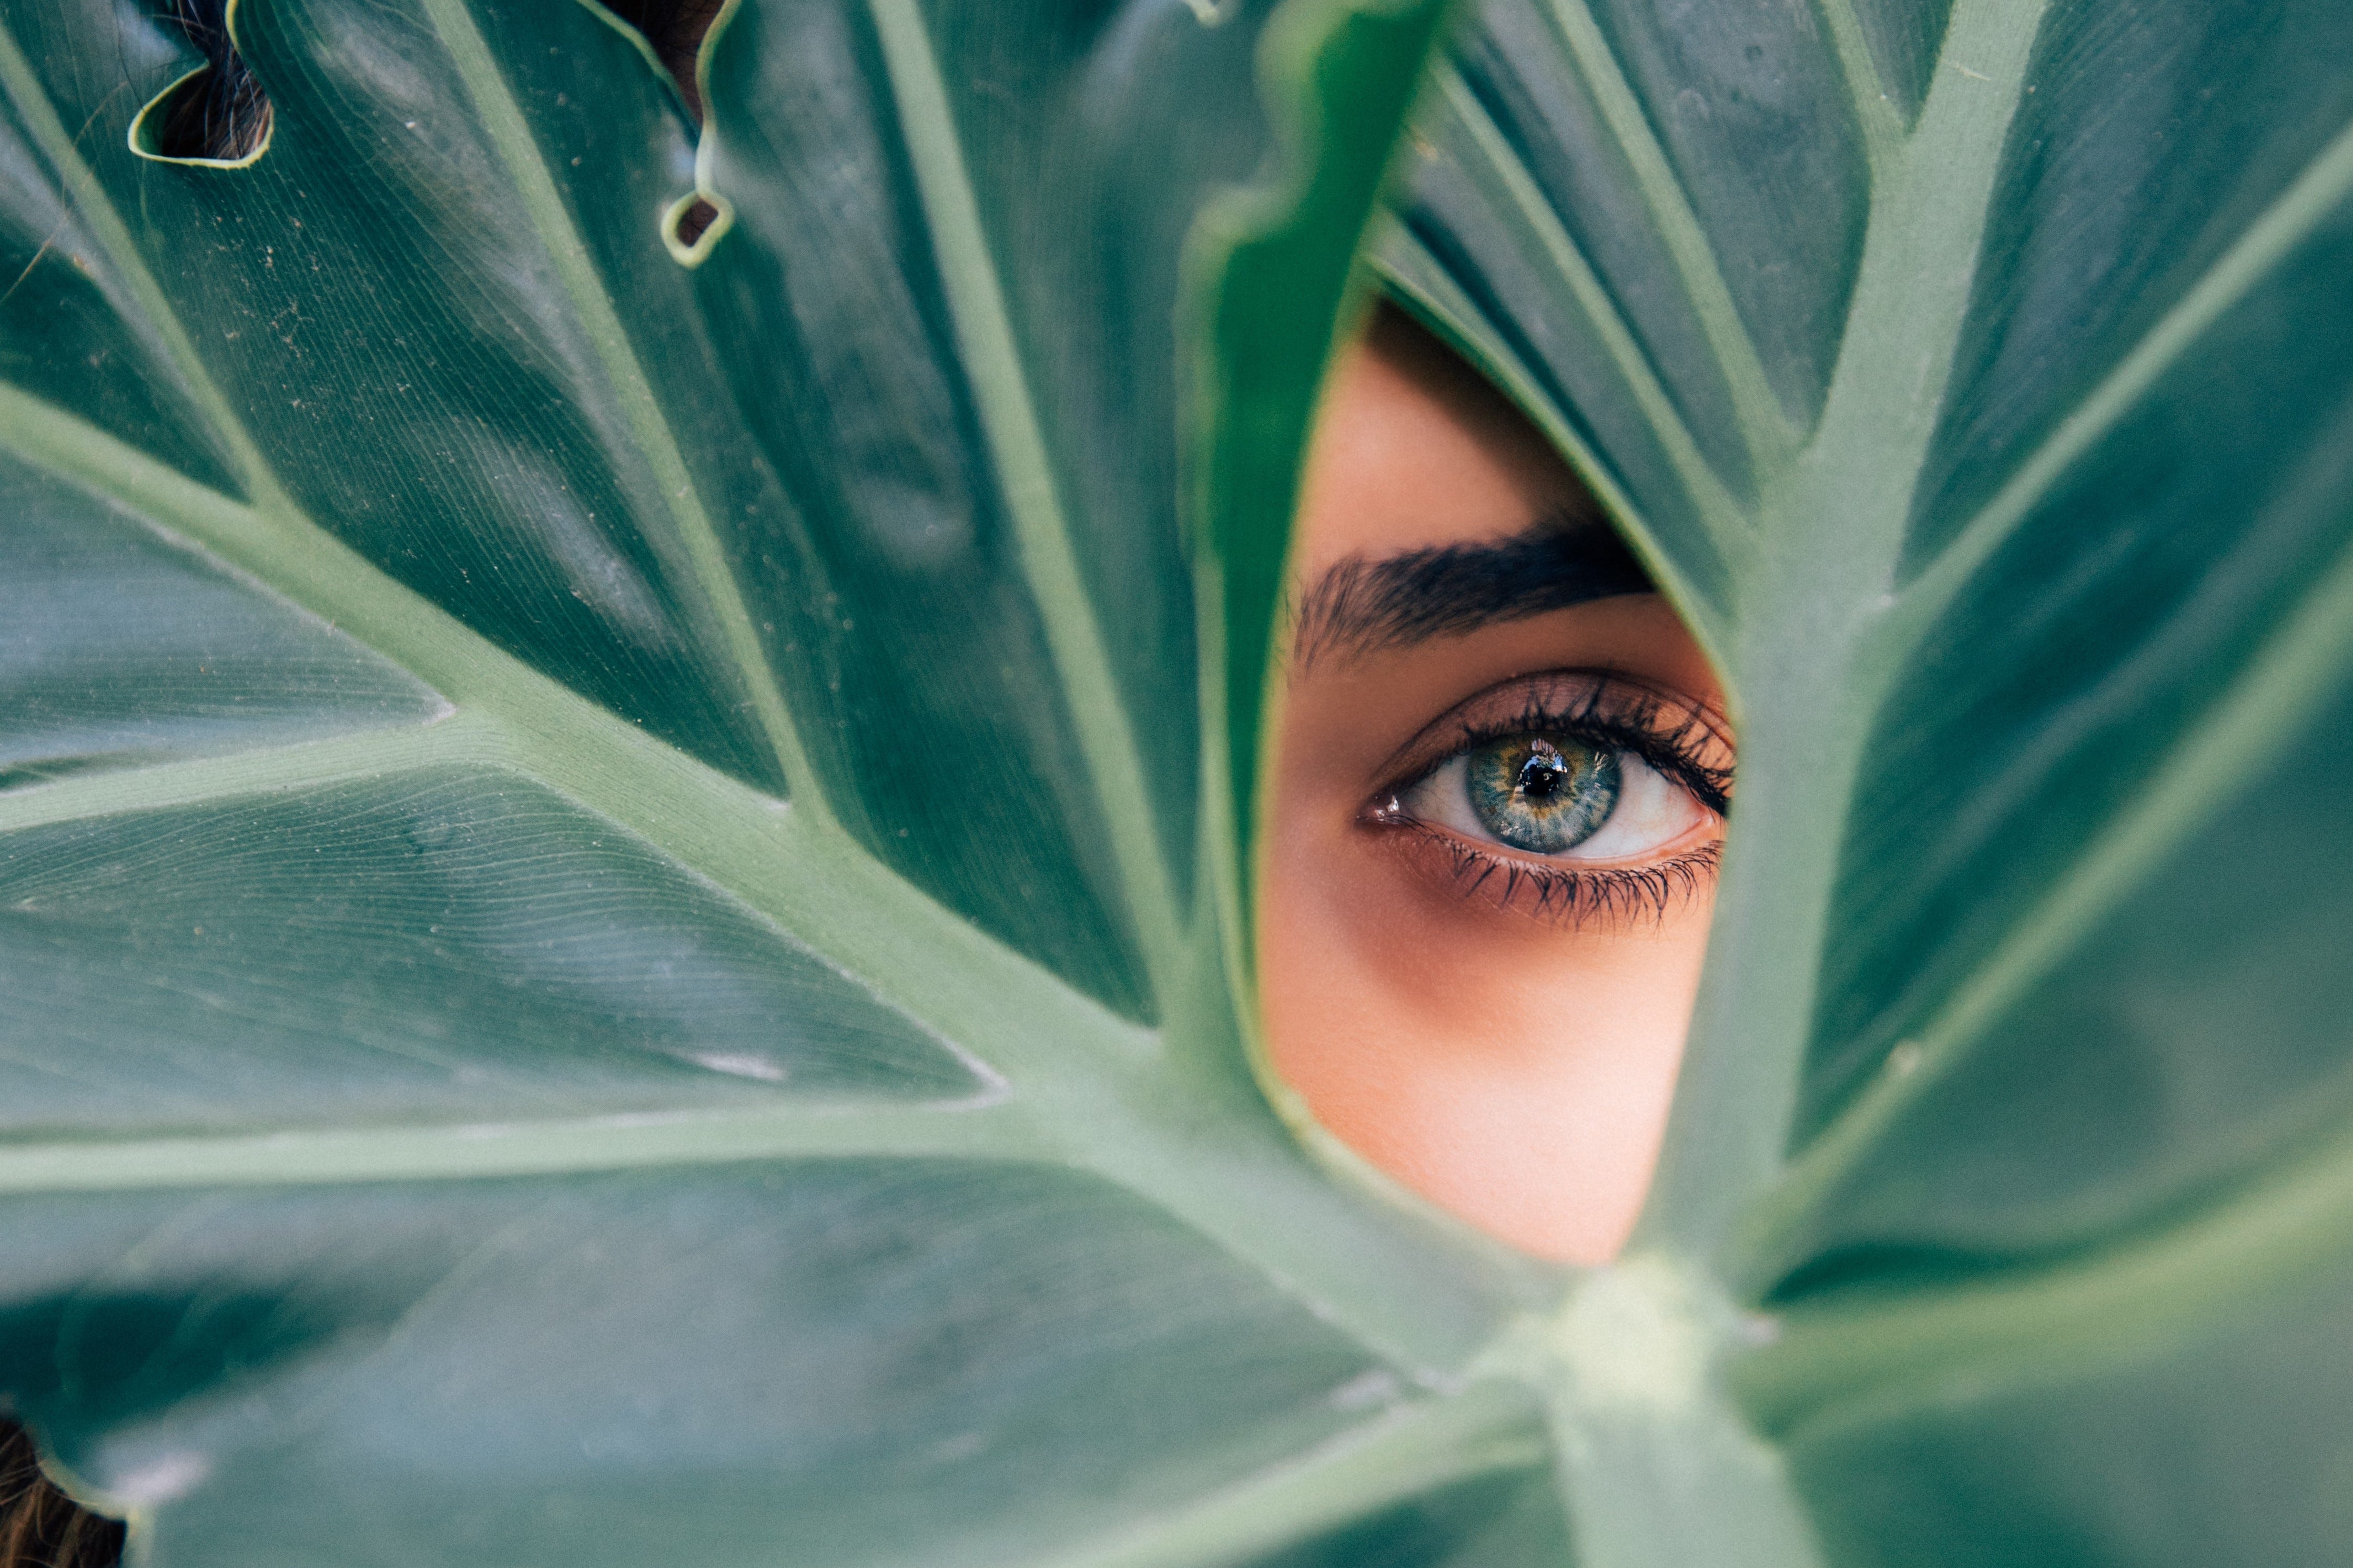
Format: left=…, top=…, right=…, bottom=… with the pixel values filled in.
left=1291, top=308, right=1593, bottom=578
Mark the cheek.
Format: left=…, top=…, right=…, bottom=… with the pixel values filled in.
left=1255, top=809, right=1714, bottom=1262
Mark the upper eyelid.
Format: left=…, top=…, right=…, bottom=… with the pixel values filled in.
left=1372, top=669, right=1607, bottom=782
left=1371, top=670, right=1732, bottom=802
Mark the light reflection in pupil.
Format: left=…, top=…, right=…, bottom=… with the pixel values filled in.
left=1519, top=747, right=1569, bottom=799
left=1467, top=735, right=1619, bottom=853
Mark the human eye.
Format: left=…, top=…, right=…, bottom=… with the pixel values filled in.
left=1368, top=671, right=1731, bottom=921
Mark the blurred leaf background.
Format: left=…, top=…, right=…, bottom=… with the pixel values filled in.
left=3, top=0, right=2351, bottom=1563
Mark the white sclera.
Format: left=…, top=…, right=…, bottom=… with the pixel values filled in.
left=1403, top=746, right=1705, bottom=861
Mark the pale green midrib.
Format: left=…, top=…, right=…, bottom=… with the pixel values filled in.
left=0, top=385, right=689, bottom=763
left=1542, top=0, right=1794, bottom=470
left=1811, top=0, right=1904, bottom=171
left=1029, top=1383, right=1548, bottom=1568
left=0, top=386, right=1144, bottom=1093
left=0, top=1099, right=1043, bottom=1196
left=0, top=721, right=1069, bottom=1184
left=1748, top=94, right=2353, bottom=1259
left=1759, top=519, right=2353, bottom=1251
left=1892, top=113, right=2353, bottom=642
left=0, top=719, right=491, bottom=836
left=1747, top=1089, right=2353, bottom=1435
left=0, top=703, right=1497, bottom=1376
left=411, top=0, right=820, bottom=809
left=1431, top=69, right=1752, bottom=562
left=0, top=17, right=277, bottom=502
left=863, top=0, right=1185, bottom=1000
left=1465, top=1263, right=1826, bottom=1568
left=1640, top=0, right=2048, bottom=1256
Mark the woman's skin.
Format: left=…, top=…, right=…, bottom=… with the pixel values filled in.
left=1259, top=307, right=1732, bottom=1264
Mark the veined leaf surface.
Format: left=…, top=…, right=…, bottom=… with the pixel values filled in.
left=1383, top=0, right=2353, bottom=1560
left=4, top=0, right=2351, bottom=1562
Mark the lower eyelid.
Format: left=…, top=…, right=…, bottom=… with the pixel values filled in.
left=1374, top=821, right=1723, bottom=926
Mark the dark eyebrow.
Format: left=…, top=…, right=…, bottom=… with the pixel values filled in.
left=1287, top=514, right=1654, bottom=669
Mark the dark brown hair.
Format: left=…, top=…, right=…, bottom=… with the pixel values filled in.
left=0, top=1423, right=120, bottom=1568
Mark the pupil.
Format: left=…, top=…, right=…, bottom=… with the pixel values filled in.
left=1517, top=744, right=1569, bottom=803
left=1464, top=732, right=1620, bottom=856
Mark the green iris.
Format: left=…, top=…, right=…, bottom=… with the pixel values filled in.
left=1465, top=735, right=1621, bottom=854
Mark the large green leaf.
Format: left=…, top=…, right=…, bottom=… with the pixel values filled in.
left=5, top=0, right=2351, bottom=1562
left=0, top=0, right=1549, bottom=1562
left=1381, top=0, right=2353, bottom=1559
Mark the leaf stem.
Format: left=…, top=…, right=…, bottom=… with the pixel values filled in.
left=1478, top=1256, right=1827, bottom=1568
left=1749, top=521, right=2353, bottom=1278
left=1810, top=0, right=1906, bottom=170
left=1640, top=0, right=2051, bottom=1265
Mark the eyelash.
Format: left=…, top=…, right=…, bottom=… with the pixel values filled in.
left=1403, top=832, right=1725, bottom=924
left=1365, top=676, right=1732, bottom=924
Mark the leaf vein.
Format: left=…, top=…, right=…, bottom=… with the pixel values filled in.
left=864, top=0, right=1184, bottom=989
left=1898, top=114, right=2353, bottom=630
left=1415, top=68, right=1750, bottom=575
left=1766, top=523, right=2353, bottom=1257
left=413, top=0, right=821, bottom=807
left=1540, top=0, right=1794, bottom=465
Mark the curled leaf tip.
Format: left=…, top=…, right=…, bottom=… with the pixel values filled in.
left=134, top=0, right=272, bottom=166
left=661, top=190, right=733, bottom=266
left=129, top=63, right=273, bottom=168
